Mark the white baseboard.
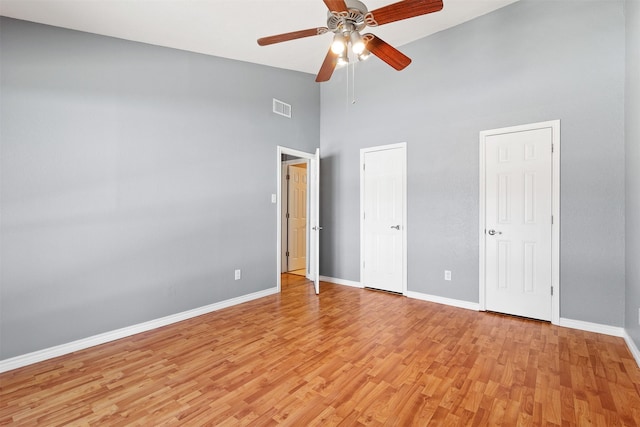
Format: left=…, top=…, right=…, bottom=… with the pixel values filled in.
left=405, top=290, right=480, bottom=311
left=319, top=275, right=363, bottom=288
left=558, top=318, right=625, bottom=337
left=0, top=287, right=278, bottom=374
left=624, top=330, right=640, bottom=368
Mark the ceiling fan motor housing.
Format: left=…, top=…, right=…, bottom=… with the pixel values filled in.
left=327, top=0, right=368, bottom=34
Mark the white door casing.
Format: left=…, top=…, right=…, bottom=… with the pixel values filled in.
left=287, top=164, right=307, bottom=271
left=276, top=147, right=320, bottom=294
left=360, top=143, right=407, bottom=294
left=479, top=120, right=560, bottom=324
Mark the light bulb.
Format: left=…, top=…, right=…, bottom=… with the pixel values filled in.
left=350, top=31, right=365, bottom=55
left=337, top=51, right=349, bottom=67
left=358, top=49, right=370, bottom=61
left=331, top=34, right=346, bottom=54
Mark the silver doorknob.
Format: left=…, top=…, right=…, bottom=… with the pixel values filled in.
left=390, top=225, right=400, bottom=230
left=312, top=226, right=324, bottom=231
left=488, top=229, right=502, bottom=235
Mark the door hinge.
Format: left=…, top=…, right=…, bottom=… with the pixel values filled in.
left=363, top=163, right=366, bottom=171
left=286, top=251, right=289, bottom=257
left=551, top=144, right=554, bottom=153
left=551, top=286, right=554, bottom=296
left=551, top=215, right=554, bottom=225
left=363, top=211, right=366, bottom=220
left=286, top=174, right=290, bottom=180
left=286, top=213, right=290, bottom=219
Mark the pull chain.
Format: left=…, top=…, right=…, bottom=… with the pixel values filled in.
left=345, top=61, right=357, bottom=106
left=352, top=61, right=356, bottom=104
left=346, top=60, right=350, bottom=108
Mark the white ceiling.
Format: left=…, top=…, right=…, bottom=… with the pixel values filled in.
left=0, top=0, right=519, bottom=76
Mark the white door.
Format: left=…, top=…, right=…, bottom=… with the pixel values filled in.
left=287, top=164, right=307, bottom=271
left=309, top=148, right=321, bottom=294
left=482, top=126, right=553, bottom=321
left=361, top=144, right=406, bottom=294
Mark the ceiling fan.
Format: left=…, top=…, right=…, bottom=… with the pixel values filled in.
left=257, top=0, right=444, bottom=82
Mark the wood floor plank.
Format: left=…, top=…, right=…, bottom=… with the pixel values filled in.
left=1, top=274, right=639, bottom=426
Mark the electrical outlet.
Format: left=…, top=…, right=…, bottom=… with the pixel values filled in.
left=444, top=270, right=452, bottom=281
left=235, top=269, right=241, bottom=280
left=271, top=194, right=277, bottom=204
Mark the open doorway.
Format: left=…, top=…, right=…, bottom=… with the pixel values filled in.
left=276, top=146, right=320, bottom=294
left=281, top=160, right=308, bottom=276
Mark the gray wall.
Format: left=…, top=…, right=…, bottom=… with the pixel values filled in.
left=320, top=0, right=626, bottom=326
left=0, top=17, right=319, bottom=359
left=625, top=0, right=640, bottom=348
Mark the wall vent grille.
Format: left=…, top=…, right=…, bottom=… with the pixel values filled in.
left=273, top=98, right=291, bottom=118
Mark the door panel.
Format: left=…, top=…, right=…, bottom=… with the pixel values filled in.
left=484, top=128, right=552, bottom=321
left=362, top=146, right=405, bottom=293
left=287, top=164, right=307, bottom=271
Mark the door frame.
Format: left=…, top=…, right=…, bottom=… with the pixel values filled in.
left=478, top=120, right=560, bottom=324
left=360, top=142, right=408, bottom=295
left=276, top=146, right=318, bottom=293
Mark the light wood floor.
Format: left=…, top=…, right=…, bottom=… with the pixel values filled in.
left=287, top=269, right=306, bottom=277
left=1, top=274, right=639, bottom=426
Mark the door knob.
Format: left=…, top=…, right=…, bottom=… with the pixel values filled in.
left=390, top=225, right=400, bottom=230
left=312, top=226, right=324, bottom=231
left=488, top=229, right=502, bottom=235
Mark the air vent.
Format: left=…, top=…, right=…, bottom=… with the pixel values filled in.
left=273, top=98, right=291, bottom=118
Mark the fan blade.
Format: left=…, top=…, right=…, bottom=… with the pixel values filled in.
left=323, top=0, right=348, bottom=13
left=316, top=48, right=338, bottom=82
left=258, top=27, right=329, bottom=46
left=364, top=34, right=411, bottom=70
left=367, top=0, right=443, bottom=26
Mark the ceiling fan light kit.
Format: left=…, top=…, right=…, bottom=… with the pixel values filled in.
left=257, top=0, right=444, bottom=82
